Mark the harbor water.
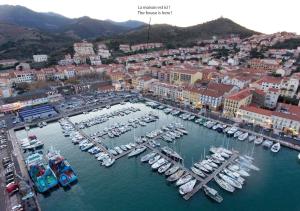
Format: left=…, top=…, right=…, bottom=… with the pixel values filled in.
left=16, top=103, right=300, bottom=211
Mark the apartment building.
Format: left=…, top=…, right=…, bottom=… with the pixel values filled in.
left=170, top=68, right=202, bottom=85
left=223, top=89, right=253, bottom=117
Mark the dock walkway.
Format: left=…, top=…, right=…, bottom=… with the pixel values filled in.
left=183, top=151, right=239, bottom=200
left=145, top=143, right=239, bottom=200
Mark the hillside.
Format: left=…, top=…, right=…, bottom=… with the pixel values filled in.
left=0, top=5, right=259, bottom=60
left=272, top=38, right=300, bottom=49
left=106, top=20, right=146, bottom=29
left=0, top=5, right=141, bottom=39
left=0, top=22, right=76, bottom=60
left=0, top=5, right=73, bottom=32
left=59, top=17, right=130, bottom=39
left=107, top=18, right=258, bottom=46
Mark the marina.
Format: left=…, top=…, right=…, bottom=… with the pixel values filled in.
left=13, top=102, right=300, bottom=211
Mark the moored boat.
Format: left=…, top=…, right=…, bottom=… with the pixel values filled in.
left=141, top=152, right=156, bottom=162
left=167, top=170, right=185, bottom=182
left=165, top=165, right=179, bottom=176
left=191, top=166, right=206, bottom=178
left=47, top=147, right=78, bottom=187
left=128, top=146, right=147, bottom=157
left=179, top=179, right=197, bottom=195
left=26, top=153, right=58, bottom=193
left=176, top=174, right=192, bottom=186
left=158, top=162, right=172, bottom=174
left=271, top=142, right=281, bottom=153
left=203, top=186, right=223, bottom=203
left=214, top=176, right=235, bottom=193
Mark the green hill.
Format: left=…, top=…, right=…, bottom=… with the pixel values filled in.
left=105, top=18, right=258, bottom=47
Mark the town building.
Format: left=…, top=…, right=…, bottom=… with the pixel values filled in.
left=13, top=71, right=36, bottom=83
left=33, top=54, right=48, bottom=63
left=170, top=68, right=202, bottom=85
left=248, top=59, right=281, bottom=71
left=223, top=88, right=253, bottom=117
left=0, top=59, right=18, bottom=68
left=264, top=88, right=280, bottom=109
left=119, top=44, right=131, bottom=53
left=237, top=105, right=273, bottom=127
left=73, top=41, right=95, bottom=64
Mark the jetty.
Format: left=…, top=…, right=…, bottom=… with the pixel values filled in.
left=183, top=151, right=239, bottom=200
left=64, top=118, right=150, bottom=160
left=64, top=118, right=112, bottom=156
left=145, top=143, right=239, bottom=200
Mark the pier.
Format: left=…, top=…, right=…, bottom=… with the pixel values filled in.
left=64, top=118, right=150, bottom=160
left=145, top=143, right=239, bottom=200
left=67, top=121, right=241, bottom=198
left=64, top=118, right=113, bottom=157
left=183, top=151, right=239, bottom=200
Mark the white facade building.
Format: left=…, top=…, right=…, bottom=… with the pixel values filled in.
left=33, top=54, right=48, bottom=63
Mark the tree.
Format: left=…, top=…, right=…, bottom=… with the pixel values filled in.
left=250, top=48, right=265, bottom=59
left=15, top=82, right=30, bottom=92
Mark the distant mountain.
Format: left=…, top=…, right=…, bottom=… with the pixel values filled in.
left=109, top=18, right=258, bottom=46
left=0, top=5, right=73, bottom=31
left=0, top=5, right=142, bottom=38
left=59, top=16, right=130, bottom=39
left=106, top=19, right=146, bottom=29
left=0, top=5, right=259, bottom=60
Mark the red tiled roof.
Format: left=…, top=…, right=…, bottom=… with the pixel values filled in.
left=199, top=88, right=223, bottom=98
left=226, top=88, right=252, bottom=101
left=207, top=82, right=234, bottom=94
left=240, top=105, right=273, bottom=116
left=273, top=111, right=300, bottom=122
left=256, top=76, right=282, bottom=85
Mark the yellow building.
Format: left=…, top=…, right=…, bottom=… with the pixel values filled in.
left=223, top=89, right=253, bottom=118
left=170, top=69, right=202, bottom=85
left=182, top=87, right=201, bottom=106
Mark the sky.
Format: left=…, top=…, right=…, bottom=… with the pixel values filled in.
left=0, top=0, right=299, bottom=34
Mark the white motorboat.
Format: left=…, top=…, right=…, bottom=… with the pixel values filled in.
left=227, top=127, right=238, bottom=136
left=219, top=173, right=242, bottom=189
left=141, top=152, right=156, bottom=162
left=234, top=131, right=243, bottom=138
left=254, top=137, right=263, bottom=145
left=238, top=132, right=248, bottom=141
left=248, top=135, right=256, bottom=142
left=102, top=157, right=115, bottom=167
left=148, top=155, right=161, bottom=165
left=128, top=146, right=147, bottom=157
left=179, top=179, right=197, bottom=195
left=158, top=162, right=172, bottom=174
left=262, top=140, right=273, bottom=148
left=271, top=142, right=281, bottom=153
left=167, top=170, right=185, bottom=182
left=191, top=167, right=206, bottom=178
left=176, top=174, right=192, bottom=186
left=165, top=165, right=179, bottom=176
left=151, top=158, right=167, bottom=170
left=223, top=168, right=245, bottom=184
left=214, top=176, right=235, bottom=193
